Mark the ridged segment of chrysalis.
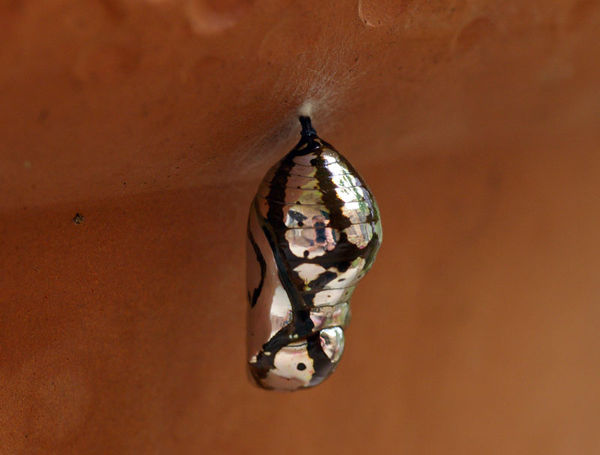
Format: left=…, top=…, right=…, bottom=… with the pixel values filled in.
left=246, top=117, right=382, bottom=391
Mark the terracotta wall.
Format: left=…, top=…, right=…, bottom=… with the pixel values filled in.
left=1, top=0, right=599, bottom=453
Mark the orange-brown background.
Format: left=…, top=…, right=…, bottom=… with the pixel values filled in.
left=1, top=0, right=599, bottom=453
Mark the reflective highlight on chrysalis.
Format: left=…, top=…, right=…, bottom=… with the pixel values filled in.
left=246, top=116, right=382, bottom=391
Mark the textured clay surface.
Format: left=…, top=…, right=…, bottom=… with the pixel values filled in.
left=1, top=0, right=599, bottom=453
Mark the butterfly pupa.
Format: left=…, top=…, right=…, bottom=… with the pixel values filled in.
left=246, top=116, right=382, bottom=391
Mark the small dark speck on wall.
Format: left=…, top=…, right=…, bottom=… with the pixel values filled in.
left=72, top=213, right=85, bottom=224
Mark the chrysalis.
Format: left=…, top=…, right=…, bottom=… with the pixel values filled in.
left=246, top=116, right=382, bottom=391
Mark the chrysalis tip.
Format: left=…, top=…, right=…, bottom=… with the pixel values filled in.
left=299, top=116, right=317, bottom=137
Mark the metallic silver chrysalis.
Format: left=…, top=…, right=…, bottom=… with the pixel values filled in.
left=246, top=117, right=382, bottom=391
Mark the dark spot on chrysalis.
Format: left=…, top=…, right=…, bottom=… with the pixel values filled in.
left=298, top=221, right=304, bottom=227
left=303, top=250, right=309, bottom=258
left=297, top=363, right=306, bottom=371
